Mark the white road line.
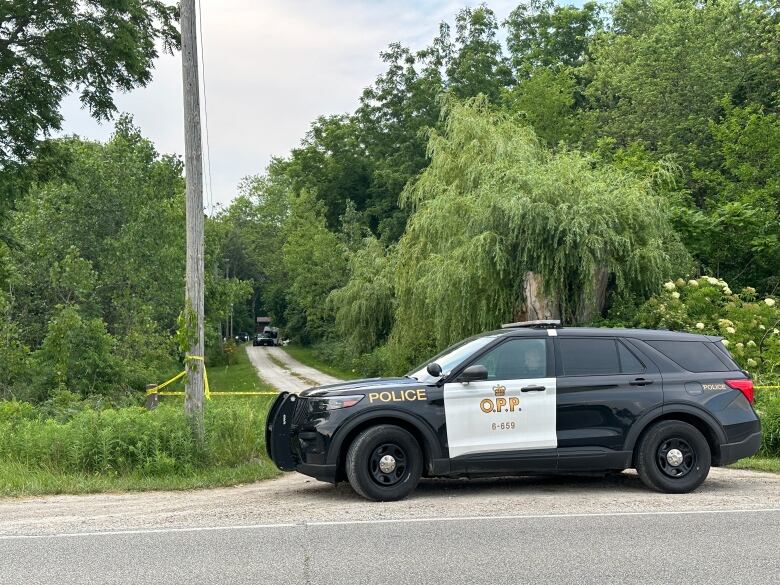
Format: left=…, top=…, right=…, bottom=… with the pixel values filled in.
left=2, top=508, right=779, bottom=540
left=0, top=522, right=299, bottom=540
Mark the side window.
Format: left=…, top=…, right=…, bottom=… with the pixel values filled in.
left=475, top=338, right=547, bottom=380
left=618, top=341, right=645, bottom=374
left=558, top=338, right=620, bottom=376
left=645, top=340, right=729, bottom=373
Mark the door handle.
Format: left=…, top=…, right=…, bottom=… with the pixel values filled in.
left=629, top=378, right=653, bottom=386
left=521, top=385, right=546, bottom=392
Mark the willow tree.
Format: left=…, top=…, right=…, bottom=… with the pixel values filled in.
left=327, top=237, right=396, bottom=354
left=391, top=97, right=688, bottom=361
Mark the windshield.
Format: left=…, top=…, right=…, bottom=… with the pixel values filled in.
left=408, top=335, right=499, bottom=383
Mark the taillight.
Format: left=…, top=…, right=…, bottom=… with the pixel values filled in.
left=725, top=379, right=754, bottom=404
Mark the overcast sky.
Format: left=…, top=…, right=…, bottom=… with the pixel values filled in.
left=57, top=1, right=528, bottom=211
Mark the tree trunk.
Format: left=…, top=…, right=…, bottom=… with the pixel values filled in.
left=518, top=271, right=560, bottom=321
left=577, top=267, right=609, bottom=324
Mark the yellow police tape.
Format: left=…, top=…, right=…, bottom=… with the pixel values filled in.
left=146, top=359, right=779, bottom=401
left=145, top=355, right=278, bottom=400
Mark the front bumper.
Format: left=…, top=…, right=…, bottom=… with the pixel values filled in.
left=297, top=463, right=338, bottom=483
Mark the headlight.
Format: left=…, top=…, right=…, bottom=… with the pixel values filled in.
left=307, top=395, right=365, bottom=413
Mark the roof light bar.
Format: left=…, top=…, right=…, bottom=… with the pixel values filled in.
left=501, top=319, right=562, bottom=329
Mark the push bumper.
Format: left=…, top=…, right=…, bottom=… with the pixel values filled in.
left=265, top=392, right=298, bottom=471
left=265, top=392, right=338, bottom=483
left=717, top=431, right=762, bottom=466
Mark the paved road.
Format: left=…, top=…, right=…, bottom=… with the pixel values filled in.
left=245, top=345, right=342, bottom=393
left=2, top=508, right=778, bottom=585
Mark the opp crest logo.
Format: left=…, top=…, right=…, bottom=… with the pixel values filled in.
left=480, top=384, right=519, bottom=414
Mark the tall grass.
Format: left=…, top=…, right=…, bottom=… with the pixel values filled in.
left=755, top=390, right=780, bottom=457
left=0, top=397, right=275, bottom=477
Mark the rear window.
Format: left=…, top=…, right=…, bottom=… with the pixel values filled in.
left=645, top=340, right=730, bottom=373
left=711, top=341, right=741, bottom=370
left=617, top=341, right=645, bottom=374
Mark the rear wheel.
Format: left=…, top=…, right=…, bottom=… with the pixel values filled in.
left=345, top=425, right=422, bottom=501
left=635, top=420, right=711, bottom=493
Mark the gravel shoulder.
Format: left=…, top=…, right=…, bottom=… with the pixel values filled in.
left=1, top=467, right=778, bottom=537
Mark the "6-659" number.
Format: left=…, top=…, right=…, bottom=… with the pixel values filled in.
left=491, top=422, right=516, bottom=431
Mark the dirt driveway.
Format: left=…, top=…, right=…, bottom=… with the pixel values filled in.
left=246, top=345, right=342, bottom=393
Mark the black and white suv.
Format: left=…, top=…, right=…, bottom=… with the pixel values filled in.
left=266, top=321, right=761, bottom=501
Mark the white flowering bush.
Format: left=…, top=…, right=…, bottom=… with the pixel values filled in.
left=627, top=277, right=779, bottom=377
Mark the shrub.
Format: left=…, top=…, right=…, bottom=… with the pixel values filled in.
left=755, top=391, right=780, bottom=457
left=306, top=340, right=395, bottom=378
left=29, top=305, right=126, bottom=400
left=206, top=338, right=240, bottom=367
left=612, top=276, right=779, bottom=377
left=0, top=295, right=32, bottom=399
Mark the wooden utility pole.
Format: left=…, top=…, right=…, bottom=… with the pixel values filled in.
left=181, top=0, right=205, bottom=447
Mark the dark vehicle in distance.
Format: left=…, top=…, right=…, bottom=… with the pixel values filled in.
left=266, top=321, right=761, bottom=501
left=253, top=333, right=276, bottom=347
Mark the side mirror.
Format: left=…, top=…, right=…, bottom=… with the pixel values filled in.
left=426, top=362, right=443, bottom=377
left=458, top=364, right=488, bottom=383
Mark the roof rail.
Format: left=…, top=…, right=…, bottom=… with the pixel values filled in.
left=501, top=319, right=562, bottom=329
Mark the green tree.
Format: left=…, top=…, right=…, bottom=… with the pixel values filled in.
left=8, top=118, right=185, bottom=346
left=505, top=0, right=603, bottom=76
left=276, top=116, right=372, bottom=231
left=502, top=67, right=582, bottom=145
left=583, top=0, right=779, bottom=154
left=328, top=237, right=396, bottom=354
left=356, top=34, right=449, bottom=241
left=3, top=119, right=185, bottom=398
left=679, top=102, right=780, bottom=290
left=0, top=292, right=30, bottom=398
left=0, top=0, right=178, bottom=167
left=214, top=168, right=293, bottom=333
left=391, top=98, right=688, bottom=365
left=447, top=4, right=512, bottom=103
left=282, top=191, right=348, bottom=341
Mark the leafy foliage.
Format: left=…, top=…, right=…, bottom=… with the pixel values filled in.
left=282, top=191, right=348, bottom=341
left=506, top=0, right=602, bottom=74
left=3, top=0, right=780, bottom=405
left=389, top=98, right=687, bottom=364
left=328, top=237, right=396, bottom=353
left=0, top=0, right=178, bottom=167
left=617, top=277, right=780, bottom=377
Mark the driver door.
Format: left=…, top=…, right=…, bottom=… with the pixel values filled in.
left=443, top=337, right=557, bottom=459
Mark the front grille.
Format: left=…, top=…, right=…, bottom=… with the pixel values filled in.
left=292, top=397, right=309, bottom=426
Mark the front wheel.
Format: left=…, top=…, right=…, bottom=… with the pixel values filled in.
left=635, top=420, right=711, bottom=493
left=345, top=425, right=422, bottom=501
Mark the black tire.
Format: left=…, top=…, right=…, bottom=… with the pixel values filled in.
left=345, top=425, right=422, bottom=501
left=635, top=420, right=711, bottom=493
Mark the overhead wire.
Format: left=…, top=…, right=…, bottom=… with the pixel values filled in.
left=196, top=0, right=215, bottom=214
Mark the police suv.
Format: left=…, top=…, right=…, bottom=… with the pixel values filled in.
left=266, top=321, right=761, bottom=501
